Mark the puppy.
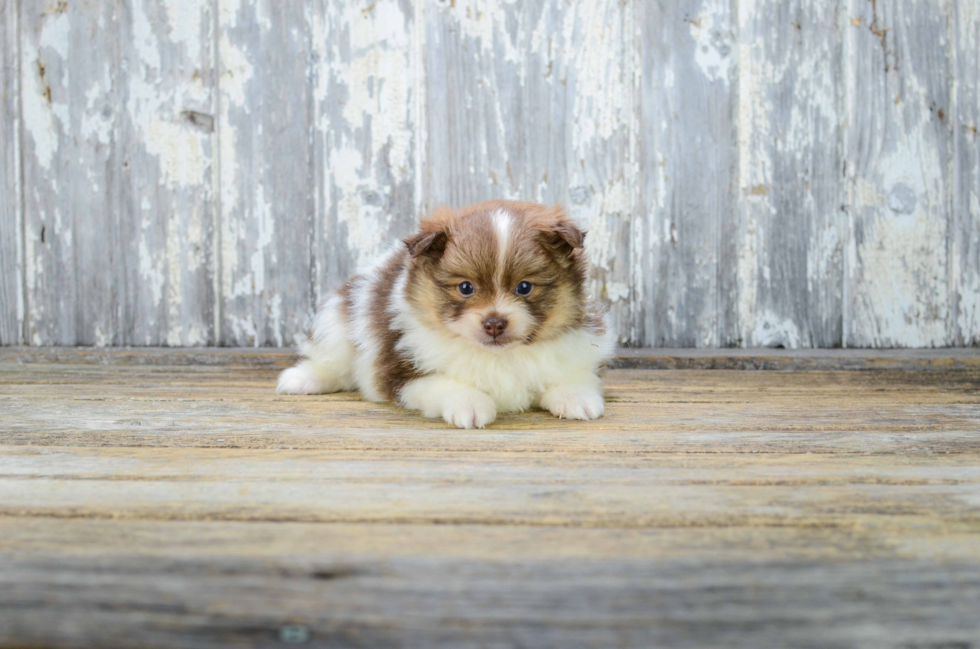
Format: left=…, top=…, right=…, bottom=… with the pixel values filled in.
left=277, top=200, right=614, bottom=428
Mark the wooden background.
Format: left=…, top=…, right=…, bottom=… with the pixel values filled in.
left=0, top=0, right=977, bottom=348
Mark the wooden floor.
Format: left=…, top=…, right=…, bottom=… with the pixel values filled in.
left=2, top=348, right=980, bottom=649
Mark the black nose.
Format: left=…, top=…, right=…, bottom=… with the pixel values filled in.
left=483, top=316, right=508, bottom=338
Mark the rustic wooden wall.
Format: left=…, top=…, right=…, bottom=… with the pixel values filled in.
left=0, top=0, right=977, bottom=348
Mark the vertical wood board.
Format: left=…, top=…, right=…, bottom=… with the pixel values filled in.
left=636, top=0, right=737, bottom=347
left=736, top=0, right=845, bottom=348
left=217, top=0, right=315, bottom=346
left=0, top=0, right=22, bottom=345
left=843, top=0, right=952, bottom=347
left=952, top=0, right=980, bottom=345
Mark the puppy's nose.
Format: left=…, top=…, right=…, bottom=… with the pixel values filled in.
left=483, top=316, right=508, bottom=339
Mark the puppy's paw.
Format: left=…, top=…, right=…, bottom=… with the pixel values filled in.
left=277, top=366, right=323, bottom=395
left=443, top=391, right=497, bottom=429
left=540, top=385, right=605, bottom=420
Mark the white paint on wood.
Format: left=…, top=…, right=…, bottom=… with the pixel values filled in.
left=0, top=0, right=23, bottom=345
left=844, top=0, right=953, bottom=347
left=2, top=0, right=979, bottom=348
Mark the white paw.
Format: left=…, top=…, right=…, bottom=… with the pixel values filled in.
left=540, top=385, right=605, bottom=420
left=276, top=366, right=323, bottom=395
left=442, top=391, right=497, bottom=429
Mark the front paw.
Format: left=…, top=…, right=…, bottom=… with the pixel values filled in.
left=540, top=385, right=605, bottom=420
left=443, top=391, right=497, bottom=429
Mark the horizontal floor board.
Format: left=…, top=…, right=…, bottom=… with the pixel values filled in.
left=2, top=554, right=978, bottom=649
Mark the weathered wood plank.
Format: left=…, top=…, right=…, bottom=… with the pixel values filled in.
left=422, top=1, right=632, bottom=342
left=420, top=0, right=524, bottom=210
left=843, top=0, right=953, bottom=347
left=5, top=516, right=980, bottom=563
left=311, top=0, right=417, bottom=296
left=20, top=1, right=120, bottom=345
left=217, top=0, right=315, bottom=346
left=0, top=0, right=21, bottom=346
left=19, top=1, right=215, bottom=346
left=1, top=554, right=979, bottom=649
left=736, top=0, right=844, bottom=347
left=953, top=0, right=980, bottom=345
left=635, top=0, right=737, bottom=347
left=2, top=362, right=978, bottom=456
left=117, top=0, right=216, bottom=346
left=3, top=445, right=979, bottom=528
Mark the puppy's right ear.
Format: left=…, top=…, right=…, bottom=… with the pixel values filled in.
left=404, top=206, right=455, bottom=259
left=403, top=230, right=448, bottom=259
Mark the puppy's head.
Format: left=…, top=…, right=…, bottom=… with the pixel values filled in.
left=403, top=201, right=589, bottom=350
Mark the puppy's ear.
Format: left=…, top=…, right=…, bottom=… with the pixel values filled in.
left=538, top=207, right=586, bottom=255
left=404, top=206, right=455, bottom=259
left=403, top=230, right=448, bottom=259
left=549, top=219, right=586, bottom=250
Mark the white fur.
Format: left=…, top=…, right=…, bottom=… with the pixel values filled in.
left=278, top=242, right=615, bottom=428
left=491, top=208, right=512, bottom=281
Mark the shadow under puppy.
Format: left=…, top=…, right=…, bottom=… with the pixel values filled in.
left=278, top=200, right=614, bottom=428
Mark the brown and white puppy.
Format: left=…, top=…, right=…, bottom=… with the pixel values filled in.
left=277, top=200, right=614, bottom=428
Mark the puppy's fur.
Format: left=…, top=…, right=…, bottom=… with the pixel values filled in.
left=277, top=200, right=614, bottom=428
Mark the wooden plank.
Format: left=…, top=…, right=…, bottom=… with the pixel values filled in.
left=2, top=363, right=978, bottom=455
left=217, top=0, right=315, bottom=346
left=736, top=0, right=844, bottom=347
left=7, top=516, right=980, bottom=562
left=843, top=0, right=953, bottom=347
left=1, top=554, right=979, bottom=649
left=19, top=1, right=215, bottom=346
left=635, top=0, right=737, bottom=347
left=953, top=0, right=980, bottom=345
left=0, top=0, right=21, bottom=346
left=20, top=1, right=120, bottom=345
left=2, top=445, right=980, bottom=527
left=311, top=0, right=417, bottom=295
left=419, top=0, right=525, bottom=210
left=421, top=0, right=632, bottom=342
left=117, top=0, right=216, bottom=345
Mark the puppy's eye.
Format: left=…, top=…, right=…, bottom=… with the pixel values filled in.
left=515, top=281, right=533, bottom=297
left=457, top=281, right=475, bottom=297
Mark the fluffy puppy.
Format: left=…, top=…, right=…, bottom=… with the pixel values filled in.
left=277, top=200, right=614, bottom=428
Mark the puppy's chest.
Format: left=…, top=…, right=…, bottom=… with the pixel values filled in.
left=432, top=346, right=566, bottom=408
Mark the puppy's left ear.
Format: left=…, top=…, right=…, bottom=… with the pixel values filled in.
left=538, top=207, right=586, bottom=254
left=550, top=219, right=586, bottom=250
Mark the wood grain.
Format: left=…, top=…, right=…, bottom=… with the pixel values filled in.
left=736, top=0, right=844, bottom=347
left=843, top=0, right=952, bottom=347
left=3, top=1, right=980, bottom=348
left=217, top=0, right=315, bottom=346
left=20, top=1, right=120, bottom=345
left=0, top=0, right=21, bottom=345
left=118, top=0, right=216, bottom=346
left=953, top=0, right=980, bottom=345
left=635, top=0, right=737, bottom=347
left=1, top=351, right=979, bottom=647
left=18, top=1, right=215, bottom=346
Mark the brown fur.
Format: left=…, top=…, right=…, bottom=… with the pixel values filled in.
left=369, top=249, right=422, bottom=400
